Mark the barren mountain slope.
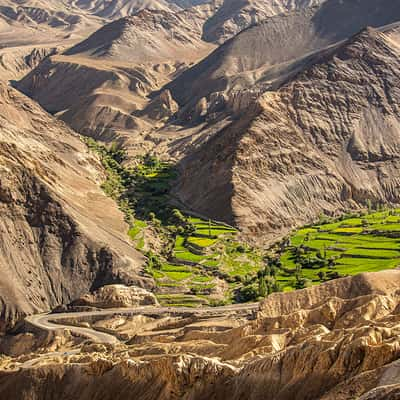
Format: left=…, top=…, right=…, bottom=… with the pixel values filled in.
left=0, top=0, right=103, bottom=82
left=0, top=80, right=151, bottom=334
left=0, top=0, right=215, bottom=84
left=0, top=46, right=60, bottom=81
left=16, top=8, right=215, bottom=150
left=2, top=270, right=400, bottom=399
left=67, top=0, right=181, bottom=19
left=202, top=0, right=325, bottom=43
left=168, top=0, right=400, bottom=114
left=18, top=0, right=400, bottom=157
left=64, top=8, right=213, bottom=62
left=0, top=0, right=104, bottom=35
left=174, top=27, right=400, bottom=242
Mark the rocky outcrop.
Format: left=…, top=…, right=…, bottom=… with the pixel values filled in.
left=0, top=46, right=59, bottom=81
left=71, top=284, right=159, bottom=308
left=143, top=89, right=179, bottom=120
left=0, top=80, right=151, bottom=333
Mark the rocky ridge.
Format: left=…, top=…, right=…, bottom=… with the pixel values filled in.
left=0, top=80, right=151, bottom=333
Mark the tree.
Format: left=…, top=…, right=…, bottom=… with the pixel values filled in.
left=176, top=226, right=185, bottom=235
left=258, top=276, right=267, bottom=297
left=183, top=222, right=196, bottom=237
left=317, top=271, right=326, bottom=281
left=171, top=209, right=186, bottom=226
left=146, top=251, right=162, bottom=270
left=236, top=245, right=246, bottom=253
left=144, top=153, right=159, bottom=169
left=272, top=281, right=281, bottom=293
left=265, top=275, right=276, bottom=295
left=294, top=264, right=306, bottom=289
left=239, top=284, right=259, bottom=302
left=148, top=212, right=156, bottom=222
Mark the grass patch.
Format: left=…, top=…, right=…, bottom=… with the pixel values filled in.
left=187, top=237, right=218, bottom=248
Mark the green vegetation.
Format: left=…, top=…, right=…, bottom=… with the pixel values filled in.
left=85, top=138, right=265, bottom=306
left=274, top=209, right=400, bottom=291
left=85, top=137, right=400, bottom=305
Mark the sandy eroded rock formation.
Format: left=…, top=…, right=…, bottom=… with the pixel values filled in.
left=2, top=271, right=400, bottom=399
left=71, top=284, right=159, bottom=308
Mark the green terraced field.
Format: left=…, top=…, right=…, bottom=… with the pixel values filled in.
left=86, top=139, right=265, bottom=306
left=278, top=209, right=400, bottom=291
left=90, top=139, right=400, bottom=304
left=147, top=216, right=265, bottom=305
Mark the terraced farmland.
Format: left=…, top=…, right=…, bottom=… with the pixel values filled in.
left=277, top=210, right=400, bottom=291
left=143, top=216, right=264, bottom=307
left=85, top=139, right=266, bottom=306
left=88, top=139, right=400, bottom=304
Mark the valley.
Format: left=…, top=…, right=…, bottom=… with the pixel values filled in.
left=0, top=0, right=400, bottom=399
left=87, top=136, right=400, bottom=307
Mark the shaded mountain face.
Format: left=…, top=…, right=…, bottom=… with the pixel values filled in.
left=2, top=270, right=400, bottom=399
left=0, top=80, right=151, bottom=334
left=175, top=27, right=400, bottom=242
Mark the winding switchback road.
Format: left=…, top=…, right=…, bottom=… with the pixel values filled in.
left=25, top=303, right=260, bottom=344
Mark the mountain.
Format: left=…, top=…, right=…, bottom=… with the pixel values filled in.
left=0, top=80, right=151, bottom=333
left=173, top=25, right=400, bottom=242
left=64, top=8, right=213, bottom=62
left=168, top=0, right=400, bottom=115
left=0, top=0, right=103, bottom=83
left=67, top=0, right=181, bottom=19
left=15, top=0, right=400, bottom=241
left=2, top=0, right=400, bottom=398
left=0, top=46, right=59, bottom=81
left=202, top=0, right=325, bottom=43
left=0, top=0, right=103, bottom=35
left=16, top=7, right=215, bottom=150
